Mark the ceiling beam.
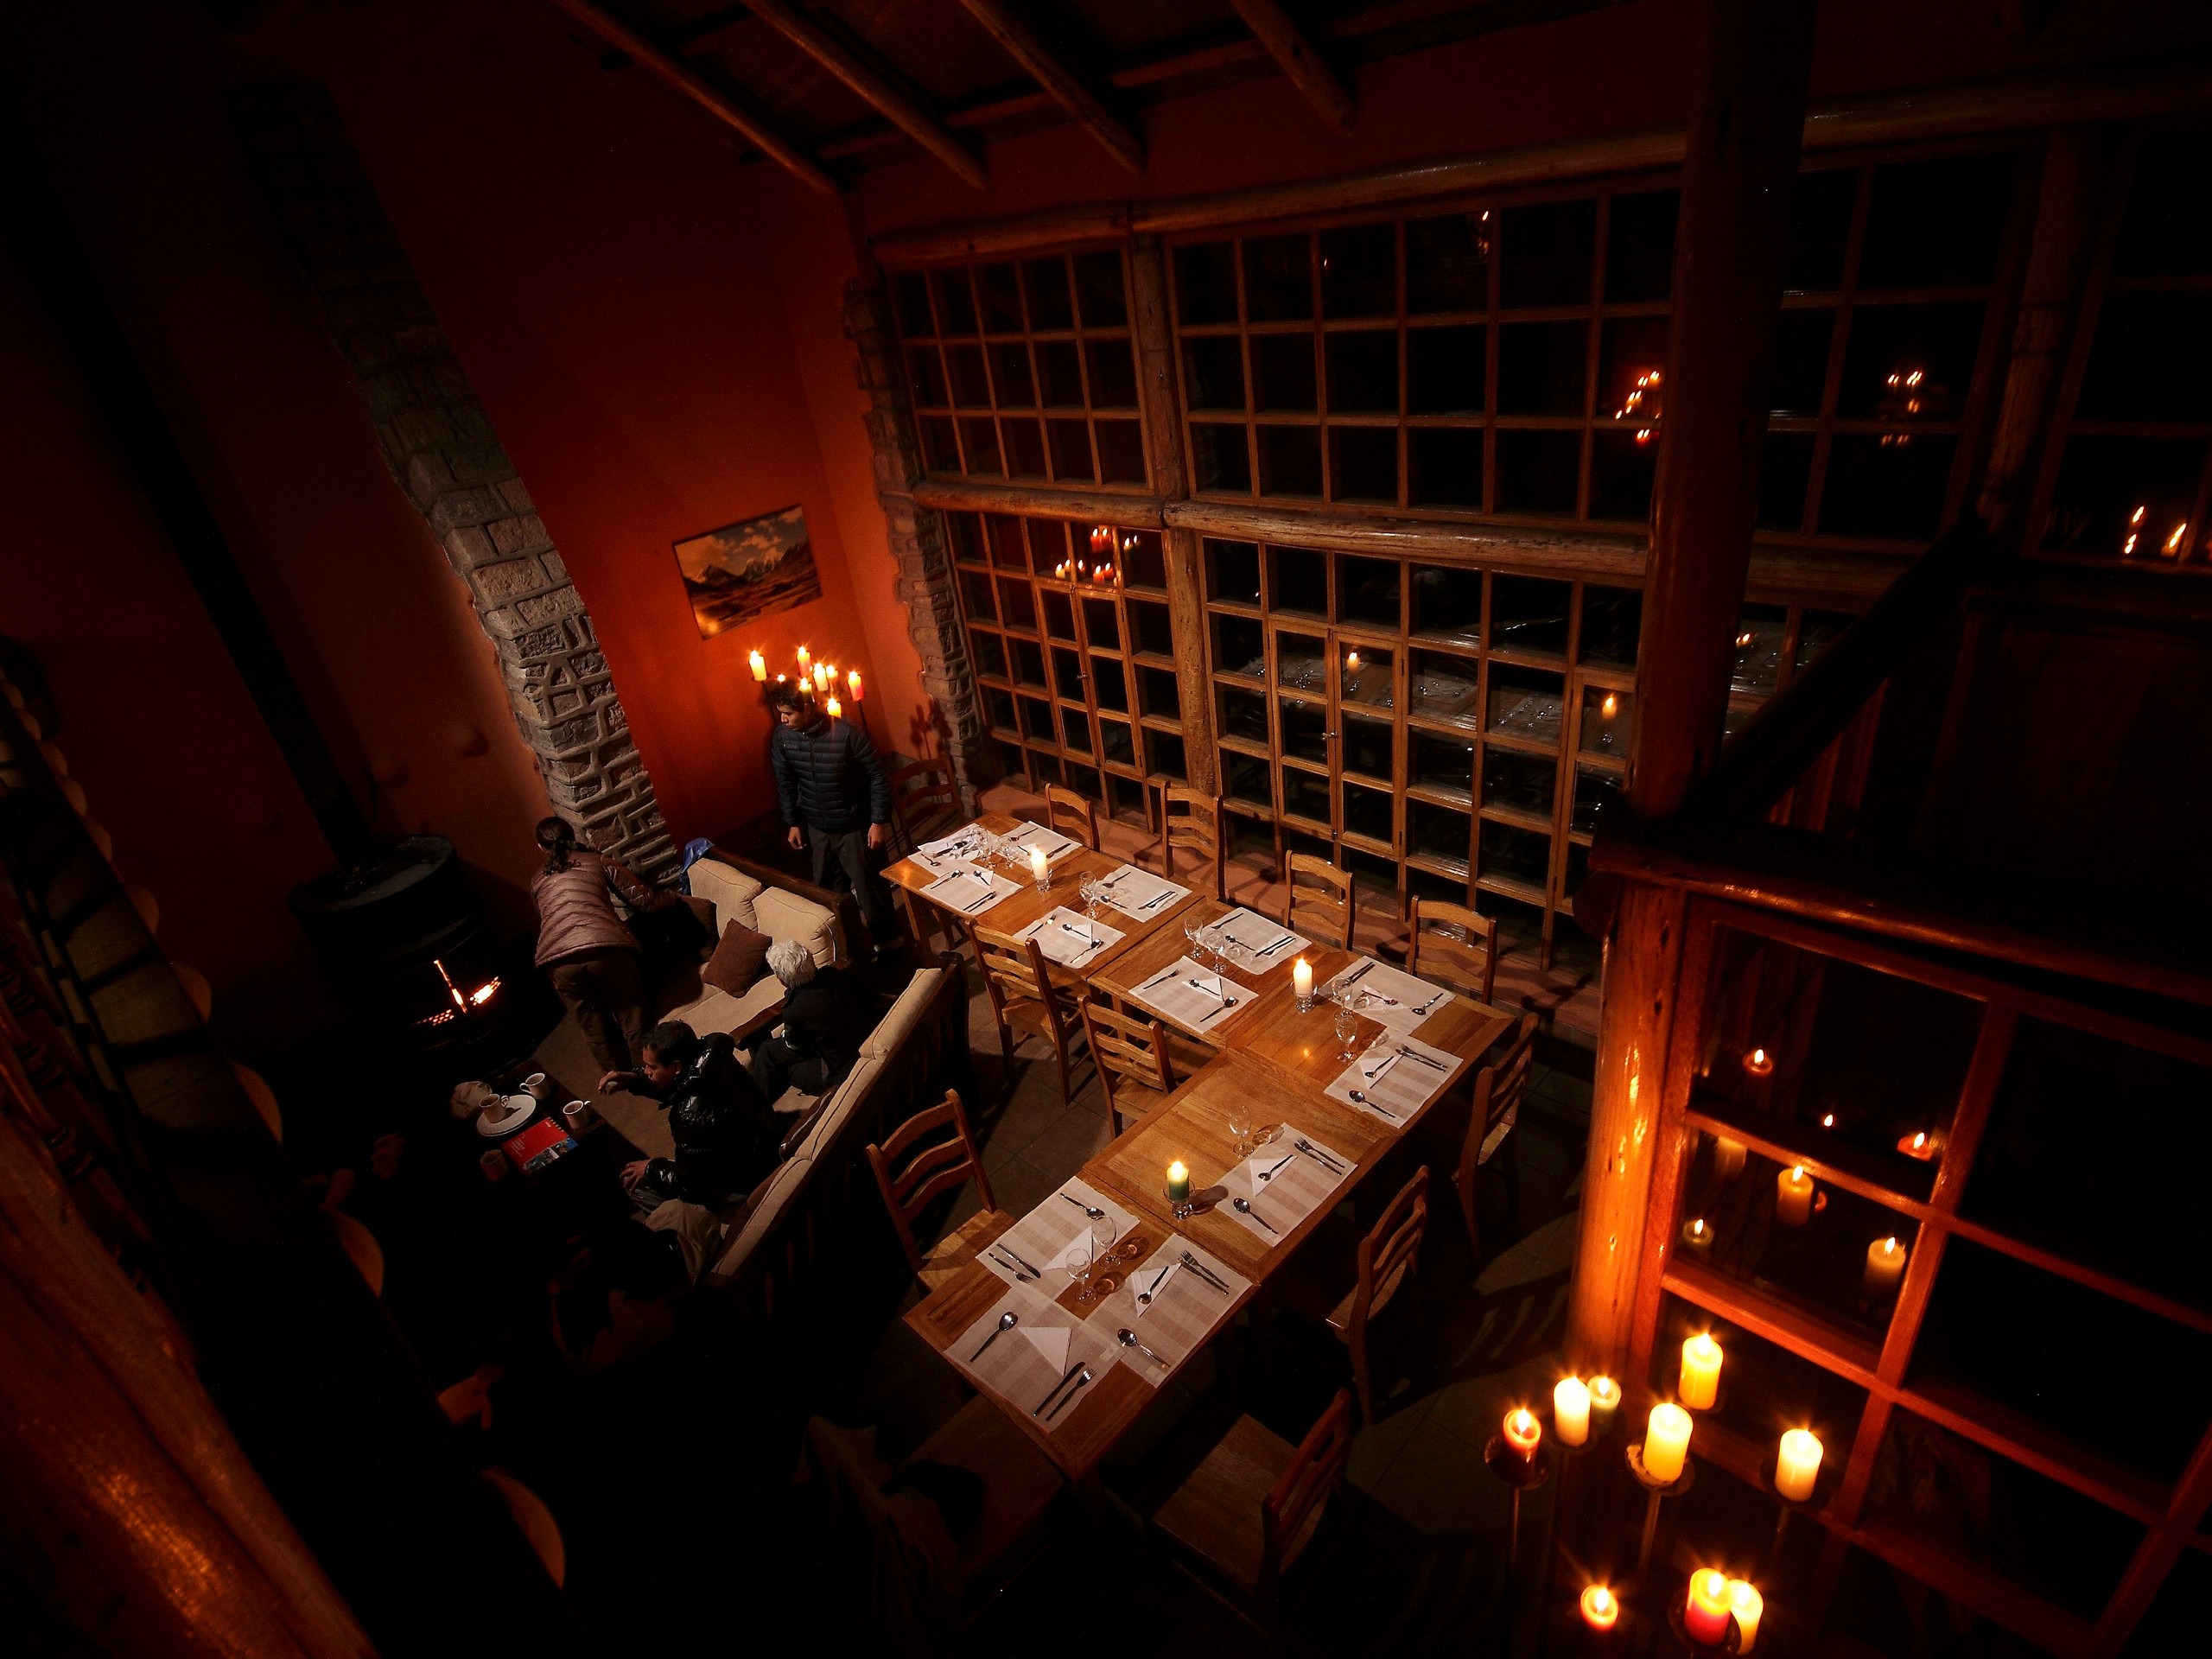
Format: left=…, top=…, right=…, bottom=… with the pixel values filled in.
left=545, top=0, right=839, bottom=195
left=732, top=0, right=988, bottom=190
left=1228, top=0, right=1356, bottom=130
left=955, top=0, right=1145, bottom=175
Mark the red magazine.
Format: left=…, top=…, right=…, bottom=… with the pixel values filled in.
left=505, top=1119, right=576, bottom=1173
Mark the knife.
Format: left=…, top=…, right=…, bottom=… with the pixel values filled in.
left=995, top=1241, right=1045, bottom=1277
left=1138, top=967, right=1179, bottom=992
left=1255, top=933, right=1298, bottom=957
left=1034, top=1359, right=1087, bottom=1415
left=1046, top=1366, right=1094, bottom=1421
left=988, top=1249, right=1035, bottom=1281
left=1140, top=890, right=1176, bottom=910
left=1397, top=1044, right=1450, bottom=1071
left=1335, top=960, right=1376, bottom=993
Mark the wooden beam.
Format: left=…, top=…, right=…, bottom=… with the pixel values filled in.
left=733, top=0, right=988, bottom=190
left=545, top=0, right=838, bottom=195
left=956, top=0, right=1146, bottom=175
left=870, top=61, right=2212, bottom=264
left=1229, top=0, right=1356, bottom=130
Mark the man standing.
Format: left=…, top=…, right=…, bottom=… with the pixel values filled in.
left=768, top=681, right=894, bottom=950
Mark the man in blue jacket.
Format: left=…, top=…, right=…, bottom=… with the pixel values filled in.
left=768, top=680, right=894, bottom=950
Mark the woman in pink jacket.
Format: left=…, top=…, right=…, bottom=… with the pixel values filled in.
left=530, top=817, right=661, bottom=1071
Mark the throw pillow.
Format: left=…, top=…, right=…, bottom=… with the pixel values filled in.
left=702, top=921, right=772, bottom=995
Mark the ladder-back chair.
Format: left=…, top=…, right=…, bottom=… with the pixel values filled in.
left=1454, top=1013, right=1536, bottom=1274
left=863, top=1089, right=1014, bottom=1291
left=971, top=924, right=1090, bottom=1105
left=1409, top=897, right=1501, bottom=1007
left=1043, top=783, right=1101, bottom=852
left=1153, top=784, right=1226, bottom=902
left=1078, top=1001, right=1178, bottom=1134
left=1278, top=1166, right=1431, bottom=1423
left=1282, top=850, right=1354, bottom=950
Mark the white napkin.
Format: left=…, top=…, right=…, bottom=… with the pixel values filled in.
left=1020, top=1324, right=1071, bottom=1373
left=1130, top=1261, right=1177, bottom=1319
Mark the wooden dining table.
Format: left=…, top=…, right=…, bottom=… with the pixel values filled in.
left=898, top=814, right=1519, bottom=1481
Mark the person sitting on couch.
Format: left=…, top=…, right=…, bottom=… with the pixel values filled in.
left=747, top=940, right=874, bottom=1103
left=613, top=1020, right=779, bottom=1206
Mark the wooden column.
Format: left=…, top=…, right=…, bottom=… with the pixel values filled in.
left=1980, top=125, right=2120, bottom=537
left=1566, top=0, right=1817, bottom=1370
left=1130, top=236, right=1220, bottom=794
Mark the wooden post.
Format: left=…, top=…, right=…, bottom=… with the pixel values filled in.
left=1129, top=236, right=1220, bottom=795
left=1566, top=0, right=1818, bottom=1371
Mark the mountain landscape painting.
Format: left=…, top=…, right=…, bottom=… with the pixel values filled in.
left=673, top=505, right=822, bottom=639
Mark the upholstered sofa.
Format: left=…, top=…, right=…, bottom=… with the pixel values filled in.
left=667, top=850, right=846, bottom=1046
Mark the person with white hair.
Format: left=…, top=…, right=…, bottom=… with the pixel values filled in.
left=746, top=938, right=874, bottom=1103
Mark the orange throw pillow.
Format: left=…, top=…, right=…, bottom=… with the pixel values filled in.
left=702, top=923, right=772, bottom=995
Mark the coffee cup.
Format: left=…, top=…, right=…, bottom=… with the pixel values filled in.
left=478, top=1149, right=507, bottom=1182
left=562, top=1099, right=595, bottom=1135
left=521, top=1072, right=553, bottom=1102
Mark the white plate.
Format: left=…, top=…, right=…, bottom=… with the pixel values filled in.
left=476, top=1097, right=537, bottom=1139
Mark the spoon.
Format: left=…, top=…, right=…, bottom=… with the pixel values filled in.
left=1060, top=1192, right=1107, bottom=1220
left=1347, top=1089, right=1401, bottom=1119
left=970, top=1311, right=1017, bottom=1361
left=1117, top=1328, right=1169, bottom=1367
left=1136, top=1265, right=1173, bottom=1304
left=1232, top=1196, right=1279, bottom=1234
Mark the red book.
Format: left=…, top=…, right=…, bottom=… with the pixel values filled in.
left=505, top=1119, right=575, bottom=1173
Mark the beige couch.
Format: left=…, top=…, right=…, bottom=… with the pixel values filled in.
left=662, top=851, right=843, bottom=1046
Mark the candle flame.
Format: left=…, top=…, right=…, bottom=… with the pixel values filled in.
left=1601, top=692, right=1618, bottom=718
left=1791, top=1165, right=1806, bottom=1180
left=1589, top=1375, right=1620, bottom=1406
left=1882, top=1236, right=1899, bottom=1256
left=1822, top=1113, right=1835, bottom=1127
left=1691, top=1219, right=1705, bottom=1238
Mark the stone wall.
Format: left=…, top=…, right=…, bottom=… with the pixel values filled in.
left=842, top=279, right=990, bottom=811
left=230, top=84, right=678, bottom=880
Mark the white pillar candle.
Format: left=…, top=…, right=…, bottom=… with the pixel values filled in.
left=1293, top=957, right=1314, bottom=1007
left=1680, top=1333, right=1723, bottom=1409
left=1554, top=1376, right=1591, bottom=1446
left=1776, top=1164, right=1815, bottom=1225
left=1864, top=1235, right=1908, bottom=1299
left=1029, top=845, right=1050, bottom=887
left=1580, top=1585, right=1619, bottom=1632
left=1643, top=1402, right=1693, bottom=1484
left=1776, top=1428, right=1822, bottom=1502
left=1589, top=1375, right=1621, bottom=1435
left=1727, top=1580, right=1764, bottom=1653
left=1503, top=1408, right=1541, bottom=1462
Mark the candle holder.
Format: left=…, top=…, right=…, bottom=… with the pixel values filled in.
left=1625, top=1443, right=1695, bottom=1581
left=1665, top=1600, right=1740, bottom=1655
left=1486, top=1434, right=1553, bottom=1656
left=1759, top=1464, right=1822, bottom=1576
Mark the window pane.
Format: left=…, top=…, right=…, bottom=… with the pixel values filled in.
left=1243, top=232, right=1313, bottom=321
left=1258, top=425, right=1324, bottom=498
left=1732, top=603, right=1787, bottom=693
left=1325, top=330, right=1398, bottom=413
left=1485, top=665, right=1564, bottom=745
left=907, top=346, right=949, bottom=407
left=1003, top=418, right=1046, bottom=478
left=1330, top=427, right=1398, bottom=504
left=1589, top=429, right=1657, bottom=520
left=1478, top=820, right=1551, bottom=887
left=1408, top=649, right=1482, bottom=726
left=1037, top=340, right=1084, bottom=405
left=1047, top=418, right=1095, bottom=482
left=1097, top=420, right=1147, bottom=486
left=1131, top=598, right=1176, bottom=657
left=1571, top=765, right=1618, bottom=833
left=2041, top=435, right=2207, bottom=559
left=1407, top=210, right=1491, bottom=313
left=1819, top=433, right=1957, bottom=540
left=1319, top=223, right=1395, bottom=318
left=1409, top=428, right=1484, bottom=507
left=1175, top=241, right=1238, bottom=325
left=1837, top=301, right=1983, bottom=423
left=1408, top=325, right=1484, bottom=414
left=1342, top=712, right=1394, bottom=779
left=1023, top=257, right=1073, bottom=329
left=1338, top=556, right=1400, bottom=629
left=1073, top=250, right=1127, bottom=327
left=1493, top=429, right=1580, bottom=514
left=1185, top=336, right=1248, bottom=411
left=1500, top=198, right=1595, bottom=307
left=893, top=270, right=934, bottom=335
left=1491, top=575, right=1571, bottom=658
left=1411, top=800, right=1472, bottom=868
left=1209, top=614, right=1264, bottom=679
left=1251, top=333, right=1319, bottom=411
left=1411, top=564, right=1481, bottom=642
left=1207, top=537, right=1262, bottom=603
left=947, top=343, right=990, bottom=406
left=1268, top=544, right=1326, bottom=616
left=1085, top=338, right=1138, bottom=408
left=1223, top=747, right=1269, bottom=809
left=1784, top=168, right=1857, bottom=294
left=1497, top=321, right=1587, bottom=414
left=1274, top=629, right=1327, bottom=696
left=1580, top=587, right=1641, bottom=665
left=1217, top=684, right=1269, bottom=744
left=1482, top=747, right=1554, bottom=814
left=1579, top=685, right=1632, bottom=755
left=1604, top=188, right=1678, bottom=302
left=1281, top=764, right=1332, bottom=824
left=1192, top=423, right=1252, bottom=493
left=1279, top=698, right=1327, bottom=766
left=1343, top=779, right=1394, bottom=843
left=933, top=270, right=978, bottom=334
left=961, top=416, right=1002, bottom=476
left=1100, top=718, right=1134, bottom=765
left=1770, top=308, right=1834, bottom=415
left=1858, top=153, right=2015, bottom=289
left=2077, top=293, right=2212, bottom=421
left=1758, top=431, right=1816, bottom=531
left=1412, top=730, right=1474, bottom=798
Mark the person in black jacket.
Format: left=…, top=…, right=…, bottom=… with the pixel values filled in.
left=768, top=682, right=894, bottom=947
left=613, top=1020, right=780, bottom=1206
left=747, top=939, right=875, bottom=1102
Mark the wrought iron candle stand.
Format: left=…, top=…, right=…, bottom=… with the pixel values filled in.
left=1534, top=1433, right=1601, bottom=1657
left=1625, top=1443, right=1696, bottom=1582
left=1664, top=1598, right=1742, bottom=1656
left=1487, top=1432, right=1554, bottom=1657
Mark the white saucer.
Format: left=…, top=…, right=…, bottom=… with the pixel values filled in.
left=476, top=1097, right=537, bottom=1139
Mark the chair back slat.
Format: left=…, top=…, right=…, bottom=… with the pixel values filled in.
left=1282, top=850, right=1354, bottom=950
left=1044, top=784, right=1101, bottom=851
left=1159, top=785, right=1225, bottom=902
left=1078, top=1001, right=1176, bottom=1129
left=970, top=924, right=1052, bottom=1005
left=1262, top=1389, right=1355, bottom=1582
left=1410, top=897, right=1499, bottom=1007
left=1351, top=1166, right=1429, bottom=1334
left=1464, top=1014, right=1538, bottom=1177
left=889, top=760, right=962, bottom=849
left=864, top=1090, right=993, bottom=1276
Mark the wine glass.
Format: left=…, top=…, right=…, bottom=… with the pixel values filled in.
left=1078, top=874, right=1103, bottom=918
left=1228, top=1099, right=1254, bottom=1159
left=1076, top=1215, right=1119, bottom=1303
left=1183, top=918, right=1210, bottom=969
left=1333, top=1001, right=1362, bottom=1063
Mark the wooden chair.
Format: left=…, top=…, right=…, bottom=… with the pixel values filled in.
left=1281, top=850, right=1354, bottom=950
left=1078, top=1001, right=1178, bottom=1135
left=1275, top=1167, right=1430, bottom=1424
left=888, top=757, right=963, bottom=850
left=1152, top=783, right=1226, bottom=902
left=971, top=924, right=1090, bottom=1105
left=1043, top=782, right=1100, bottom=851
left=484, top=1467, right=566, bottom=1586
left=1409, top=897, right=1501, bottom=1007
left=1453, top=1013, right=1535, bottom=1274
left=863, top=1089, right=1015, bottom=1292
left=1152, top=1389, right=1355, bottom=1628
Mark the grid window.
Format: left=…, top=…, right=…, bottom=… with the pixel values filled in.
left=893, top=253, right=1149, bottom=492
left=946, top=511, right=1169, bottom=807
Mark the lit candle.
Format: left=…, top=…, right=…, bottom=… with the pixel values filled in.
left=825, top=695, right=842, bottom=719
left=1293, top=957, right=1314, bottom=1009
left=1864, top=1235, right=1908, bottom=1300
left=1600, top=691, right=1619, bottom=719
left=1166, top=1160, right=1190, bottom=1204
left=1686, top=1569, right=1732, bottom=1647
left=1897, top=1129, right=1937, bottom=1160
left=1345, top=649, right=1360, bottom=672
left=1713, top=1136, right=1747, bottom=1179
left=1589, top=1375, right=1621, bottom=1435
left=1643, top=1402, right=1693, bottom=1484
left=797, top=645, right=810, bottom=671
left=1680, top=1217, right=1713, bottom=1258
left=1743, top=1046, right=1775, bottom=1077
left=1029, top=845, right=1050, bottom=889
left=1776, top=1165, right=1815, bottom=1226
left=1681, top=1333, right=1723, bottom=1409
left=814, top=662, right=830, bottom=690
left=1503, top=1407, right=1541, bottom=1462
left=748, top=649, right=766, bottom=681
left=1554, top=1376, right=1591, bottom=1446
left=1775, top=1428, right=1823, bottom=1503
left=1580, top=1585, right=1619, bottom=1633
left=848, top=670, right=863, bottom=702
left=1727, top=1580, right=1764, bottom=1653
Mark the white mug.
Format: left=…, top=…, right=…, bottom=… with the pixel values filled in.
left=562, top=1099, right=595, bottom=1135
left=521, top=1072, right=552, bottom=1102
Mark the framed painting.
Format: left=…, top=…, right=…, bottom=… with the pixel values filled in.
left=673, top=505, right=822, bottom=639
